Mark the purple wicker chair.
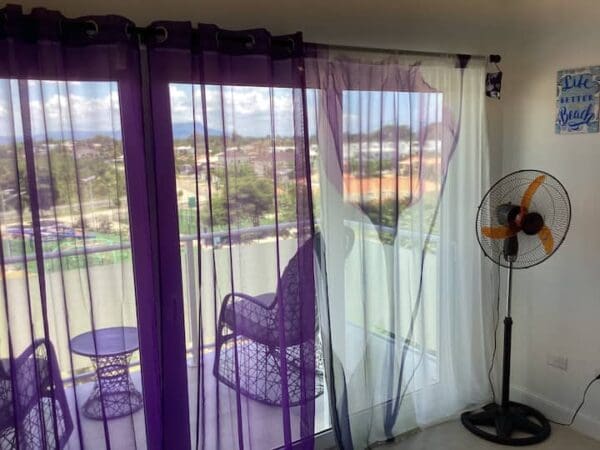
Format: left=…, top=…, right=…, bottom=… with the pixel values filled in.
left=0, top=339, right=73, bottom=449
left=213, top=238, right=324, bottom=406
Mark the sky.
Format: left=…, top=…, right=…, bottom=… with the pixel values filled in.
left=169, top=84, right=443, bottom=138
left=0, top=79, right=443, bottom=142
left=0, top=79, right=121, bottom=141
left=169, top=83, right=297, bottom=137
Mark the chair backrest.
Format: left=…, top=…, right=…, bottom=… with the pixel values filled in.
left=0, top=339, right=73, bottom=449
left=273, top=237, right=316, bottom=342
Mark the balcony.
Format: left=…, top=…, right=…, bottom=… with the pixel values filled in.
left=0, top=222, right=438, bottom=450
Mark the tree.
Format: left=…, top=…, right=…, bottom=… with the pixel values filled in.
left=234, top=177, right=273, bottom=226
left=48, top=150, right=77, bottom=206
left=209, top=175, right=274, bottom=227
left=278, top=182, right=298, bottom=222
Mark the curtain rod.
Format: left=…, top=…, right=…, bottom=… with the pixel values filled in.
left=88, top=23, right=297, bottom=48
left=87, top=23, right=501, bottom=62
left=26, top=20, right=503, bottom=63
left=308, top=42, right=501, bottom=63
left=135, top=27, right=501, bottom=63
left=129, top=25, right=501, bottom=62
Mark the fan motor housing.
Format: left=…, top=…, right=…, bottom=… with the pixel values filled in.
left=522, top=212, right=544, bottom=235
left=496, top=204, right=520, bottom=227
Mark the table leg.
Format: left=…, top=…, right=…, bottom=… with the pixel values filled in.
left=82, top=352, right=143, bottom=420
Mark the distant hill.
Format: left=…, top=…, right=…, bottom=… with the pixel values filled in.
left=0, top=122, right=222, bottom=144
left=172, top=122, right=221, bottom=139
left=0, top=129, right=119, bottom=144
left=0, top=122, right=443, bottom=144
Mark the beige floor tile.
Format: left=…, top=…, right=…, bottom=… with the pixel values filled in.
left=378, top=420, right=600, bottom=450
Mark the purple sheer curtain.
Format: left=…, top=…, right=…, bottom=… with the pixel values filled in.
left=146, top=23, right=318, bottom=450
left=0, top=6, right=161, bottom=450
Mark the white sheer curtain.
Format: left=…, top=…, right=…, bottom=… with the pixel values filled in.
left=306, top=47, right=494, bottom=448
left=414, top=60, right=494, bottom=424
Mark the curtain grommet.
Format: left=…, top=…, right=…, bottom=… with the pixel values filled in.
left=124, top=23, right=133, bottom=39
left=154, top=25, right=168, bottom=44
left=84, top=19, right=98, bottom=38
left=286, top=37, right=295, bottom=55
left=245, top=34, right=256, bottom=50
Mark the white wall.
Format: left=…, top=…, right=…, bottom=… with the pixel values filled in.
left=17, top=0, right=503, bottom=52
left=17, top=0, right=600, bottom=440
left=500, top=1, right=600, bottom=439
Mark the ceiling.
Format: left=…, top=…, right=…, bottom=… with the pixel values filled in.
left=15, top=0, right=600, bottom=56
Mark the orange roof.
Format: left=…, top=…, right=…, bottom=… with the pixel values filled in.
left=343, top=174, right=438, bottom=197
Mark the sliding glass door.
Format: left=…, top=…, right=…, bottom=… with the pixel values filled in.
left=0, top=75, right=160, bottom=449
left=146, top=24, right=324, bottom=449
left=0, top=13, right=162, bottom=447
left=165, top=82, right=331, bottom=449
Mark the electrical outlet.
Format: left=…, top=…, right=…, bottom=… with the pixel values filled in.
left=547, top=354, right=568, bottom=371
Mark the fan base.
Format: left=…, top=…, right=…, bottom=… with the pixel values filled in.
left=461, top=401, right=551, bottom=446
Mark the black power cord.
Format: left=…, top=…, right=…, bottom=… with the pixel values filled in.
left=549, top=375, right=600, bottom=427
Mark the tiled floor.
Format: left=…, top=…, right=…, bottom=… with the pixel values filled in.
left=379, top=420, right=600, bottom=450
left=64, top=356, right=331, bottom=450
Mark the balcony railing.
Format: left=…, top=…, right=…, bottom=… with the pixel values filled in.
left=1, top=220, right=439, bottom=378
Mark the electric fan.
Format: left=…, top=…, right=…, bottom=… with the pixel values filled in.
left=461, top=169, right=571, bottom=446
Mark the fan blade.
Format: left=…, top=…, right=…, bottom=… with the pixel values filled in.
left=520, top=175, right=545, bottom=211
left=481, top=226, right=516, bottom=239
left=538, top=225, right=554, bottom=254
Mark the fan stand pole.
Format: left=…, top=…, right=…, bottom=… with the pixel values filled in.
left=501, top=261, right=513, bottom=411
left=460, top=259, right=551, bottom=445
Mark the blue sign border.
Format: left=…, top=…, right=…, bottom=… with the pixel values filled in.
left=556, top=66, right=600, bottom=134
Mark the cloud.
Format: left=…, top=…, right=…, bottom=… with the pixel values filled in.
left=169, top=83, right=295, bottom=136
left=1, top=79, right=301, bottom=140
left=30, top=87, right=121, bottom=134
left=0, top=80, right=21, bottom=138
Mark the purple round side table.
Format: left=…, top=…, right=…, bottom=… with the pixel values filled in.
left=71, top=327, right=143, bottom=420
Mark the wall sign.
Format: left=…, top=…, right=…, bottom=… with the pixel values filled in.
left=556, top=66, right=600, bottom=134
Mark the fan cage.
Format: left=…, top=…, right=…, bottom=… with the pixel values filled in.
left=476, top=169, right=571, bottom=269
